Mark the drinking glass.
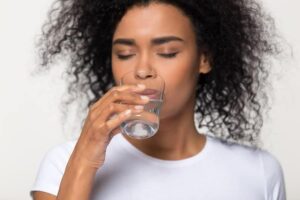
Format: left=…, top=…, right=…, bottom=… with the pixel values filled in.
left=119, top=71, right=165, bottom=139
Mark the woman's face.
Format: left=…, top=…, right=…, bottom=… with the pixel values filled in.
left=112, top=3, right=210, bottom=119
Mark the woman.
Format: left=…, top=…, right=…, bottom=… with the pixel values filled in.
left=31, top=0, right=286, bottom=199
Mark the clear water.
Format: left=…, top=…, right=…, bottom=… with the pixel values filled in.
left=121, top=99, right=163, bottom=139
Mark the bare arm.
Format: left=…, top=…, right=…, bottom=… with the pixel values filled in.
left=33, top=192, right=56, bottom=200
left=33, top=84, right=148, bottom=200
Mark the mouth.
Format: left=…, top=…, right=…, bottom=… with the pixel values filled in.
left=136, top=88, right=161, bottom=99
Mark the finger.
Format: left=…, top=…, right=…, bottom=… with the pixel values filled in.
left=110, top=90, right=150, bottom=106
left=98, top=109, right=134, bottom=135
left=91, top=90, right=149, bottom=116
left=90, top=84, right=146, bottom=111
left=89, top=103, right=144, bottom=125
left=111, top=127, right=122, bottom=137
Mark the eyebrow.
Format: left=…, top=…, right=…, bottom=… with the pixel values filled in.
left=112, top=36, right=184, bottom=46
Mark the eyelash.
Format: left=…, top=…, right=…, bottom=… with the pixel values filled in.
left=117, top=53, right=178, bottom=60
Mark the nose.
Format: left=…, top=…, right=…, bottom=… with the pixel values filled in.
left=135, top=69, right=156, bottom=79
left=135, top=56, right=156, bottom=80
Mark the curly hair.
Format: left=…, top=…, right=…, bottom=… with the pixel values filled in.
left=35, top=0, right=281, bottom=148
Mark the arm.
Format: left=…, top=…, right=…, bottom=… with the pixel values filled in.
left=33, top=192, right=56, bottom=200
left=32, top=84, right=148, bottom=200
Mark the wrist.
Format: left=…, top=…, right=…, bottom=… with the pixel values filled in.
left=67, top=152, right=100, bottom=176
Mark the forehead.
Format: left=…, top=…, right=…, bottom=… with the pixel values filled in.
left=113, top=3, right=195, bottom=41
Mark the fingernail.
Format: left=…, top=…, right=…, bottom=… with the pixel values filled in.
left=137, top=84, right=146, bottom=89
left=124, top=109, right=132, bottom=116
left=140, top=95, right=150, bottom=101
left=134, top=105, right=144, bottom=110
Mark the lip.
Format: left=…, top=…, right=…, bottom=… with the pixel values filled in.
left=136, top=89, right=160, bottom=99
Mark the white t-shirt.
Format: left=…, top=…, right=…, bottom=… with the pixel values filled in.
left=31, top=134, right=286, bottom=200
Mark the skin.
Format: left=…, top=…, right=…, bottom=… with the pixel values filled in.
left=33, top=2, right=211, bottom=200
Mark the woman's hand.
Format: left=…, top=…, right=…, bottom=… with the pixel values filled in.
left=71, top=83, right=149, bottom=170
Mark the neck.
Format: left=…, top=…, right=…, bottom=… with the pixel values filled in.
left=123, top=98, right=206, bottom=160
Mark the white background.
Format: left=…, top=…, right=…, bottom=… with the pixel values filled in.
left=0, top=0, right=299, bottom=199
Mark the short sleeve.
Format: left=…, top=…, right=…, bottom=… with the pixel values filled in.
left=30, top=141, right=75, bottom=198
left=260, top=150, right=286, bottom=200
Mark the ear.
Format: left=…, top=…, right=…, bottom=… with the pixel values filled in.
left=198, top=53, right=211, bottom=74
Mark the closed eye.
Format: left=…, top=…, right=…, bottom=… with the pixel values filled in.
left=117, top=52, right=179, bottom=60
left=158, top=52, right=178, bottom=58
left=117, top=54, right=134, bottom=60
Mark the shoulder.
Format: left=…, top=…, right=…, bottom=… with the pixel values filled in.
left=207, top=135, right=286, bottom=199
left=31, top=139, right=77, bottom=196
left=36, top=139, right=77, bottom=174
left=258, top=149, right=286, bottom=199
left=31, top=134, right=124, bottom=195
left=208, top=135, right=284, bottom=170
left=206, top=135, right=263, bottom=162
left=41, top=139, right=77, bottom=170
left=259, top=150, right=282, bottom=175
left=258, top=149, right=284, bottom=178
left=35, top=133, right=125, bottom=173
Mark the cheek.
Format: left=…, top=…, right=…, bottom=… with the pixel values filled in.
left=160, top=76, right=196, bottom=118
left=162, top=53, right=198, bottom=95
left=111, top=60, right=129, bottom=86
left=160, top=57, right=199, bottom=112
left=163, top=73, right=195, bottom=101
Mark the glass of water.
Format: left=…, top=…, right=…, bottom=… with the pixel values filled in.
left=119, top=71, right=165, bottom=139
